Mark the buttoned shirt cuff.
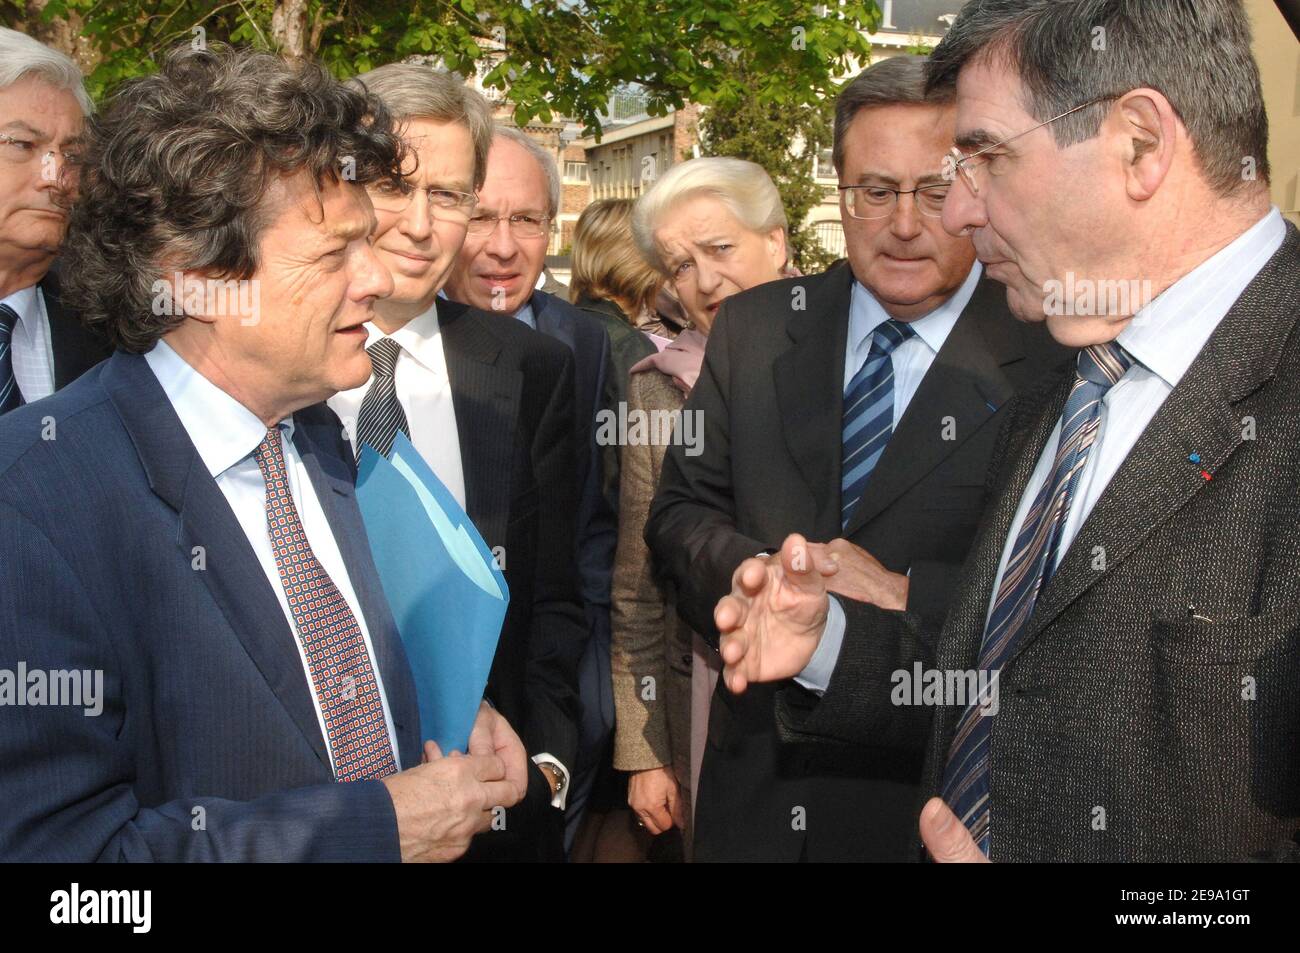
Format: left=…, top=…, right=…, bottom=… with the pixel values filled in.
left=793, top=596, right=846, bottom=697
left=531, top=753, right=570, bottom=810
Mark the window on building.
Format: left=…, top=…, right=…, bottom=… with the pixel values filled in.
left=814, top=147, right=836, bottom=180
left=564, top=161, right=588, bottom=182
left=814, top=220, right=846, bottom=258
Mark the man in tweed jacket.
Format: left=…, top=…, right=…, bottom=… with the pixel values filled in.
left=711, top=0, right=1300, bottom=862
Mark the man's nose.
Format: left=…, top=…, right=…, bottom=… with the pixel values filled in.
left=354, top=240, right=395, bottom=301
left=399, top=191, right=433, bottom=242
left=485, top=218, right=519, bottom=260
left=941, top=179, right=987, bottom=239
left=35, top=152, right=74, bottom=194
left=889, top=193, right=923, bottom=242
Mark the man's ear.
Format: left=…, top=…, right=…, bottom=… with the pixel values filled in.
left=1114, top=88, right=1178, bottom=202
left=155, top=268, right=220, bottom=326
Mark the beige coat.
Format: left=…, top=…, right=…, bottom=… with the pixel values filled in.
left=609, top=369, right=698, bottom=815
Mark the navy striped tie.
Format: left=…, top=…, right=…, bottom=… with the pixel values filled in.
left=354, top=337, right=409, bottom=460
left=940, top=341, right=1134, bottom=856
left=841, top=319, right=915, bottom=529
left=0, top=303, right=25, bottom=416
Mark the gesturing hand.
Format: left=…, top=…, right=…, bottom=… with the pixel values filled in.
left=714, top=533, right=831, bottom=695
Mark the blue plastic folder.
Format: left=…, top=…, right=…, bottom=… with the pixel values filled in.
left=355, top=432, right=508, bottom=754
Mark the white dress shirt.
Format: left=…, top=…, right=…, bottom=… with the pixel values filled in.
left=329, top=301, right=467, bottom=511
left=801, top=207, right=1288, bottom=695
left=0, top=284, right=56, bottom=403
left=983, top=206, right=1287, bottom=622
left=843, top=260, right=983, bottom=423
left=145, top=340, right=401, bottom=773
left=328, top=300, right=572, bottom=807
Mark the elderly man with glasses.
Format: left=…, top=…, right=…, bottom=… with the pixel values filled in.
left=444, top=126, right=619, bottom=853
left=0, top=28, right=109, bottom=416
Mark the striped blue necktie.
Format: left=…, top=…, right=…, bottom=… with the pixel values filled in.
left=841, top=319, right=915, bottom=529
left=940, top=341, right=1134, bottom=856
left=354, top=336, right=409, bottom=461
left=0, top=303, right=25, bottom=416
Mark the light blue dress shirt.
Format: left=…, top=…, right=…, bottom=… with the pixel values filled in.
left=144, top=340, right=401, bottom=770
left=793, top=263, right=979, bottom=693
left=800, top=207, right=1287, bottom=696
left=842, top=261, right=982, bottom=423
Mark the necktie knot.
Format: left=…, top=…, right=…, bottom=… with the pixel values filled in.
left=1077, top=341, right=1133, bottom=390
left=367, top=337, right=402, bottom=378
left=871, top=319, right=915, bottom=357
left=253, top=426, right=289, bottom=483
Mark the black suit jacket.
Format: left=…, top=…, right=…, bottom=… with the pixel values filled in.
left=39, top=268, right=111, bottom=390
left=435, top=299, right=588, bottom=862
left=777, top=223, right=1300, bottom=862
left=644, top=261, right=1071, bottom=861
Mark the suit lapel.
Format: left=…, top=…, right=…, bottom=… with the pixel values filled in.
left=772, top=262, right=853, bottom=540
left=439, top=301, right=522, bottom=549
left=101, top=352, right=334, bottom=773
left=1011, top=225, right=1300, bottom=662
left=843, top=278, right=1020, bottom=537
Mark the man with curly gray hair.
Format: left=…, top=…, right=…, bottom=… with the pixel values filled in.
left=0, top=43, right=527, bottom=862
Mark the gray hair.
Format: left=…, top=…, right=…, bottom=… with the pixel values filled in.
left=833, top=55, right=952, bottom=176
left=926, top=0, right=1269, bottom=196
left=492, top=124, right=561, bottom=218
left=0, top=27, right=92, bottom=115
left=348, top=63, right=494, bottom=190
left=631, top=156, right=788, bottom=275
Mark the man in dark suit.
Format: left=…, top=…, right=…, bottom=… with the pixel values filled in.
left=713, top=0, right=1300, bottom=863
left=444, top=127, right=618, bottom=849
left=0, top=45, right=526, bottom=862
left=643, top=56, right=1069, bottom=862
left=0, top=28, right=109, bottom=414
left=331, top=66, right=587, bottom=861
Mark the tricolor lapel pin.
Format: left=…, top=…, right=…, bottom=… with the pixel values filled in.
left=1188, top=452, right=1211, bottom=481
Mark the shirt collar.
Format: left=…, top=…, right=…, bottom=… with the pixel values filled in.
left=849, top=260, right=982, bottom=355
left=143, top=339, right=290, bottom=480
left=1118, top=207, right=1286, bottom=389
left=515, top=300, right=536, bottom=330
left=364, top=299, right=445, bottom=376
left=0, top=284, right=40, bottom=326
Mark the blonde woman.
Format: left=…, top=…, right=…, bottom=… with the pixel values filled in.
left=611, top=157, right=789, bottom=855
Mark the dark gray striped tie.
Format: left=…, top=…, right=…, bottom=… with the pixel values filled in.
left=354, top=336, right=409, bottom=460
left=0, top=302, right=25, bottom=415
